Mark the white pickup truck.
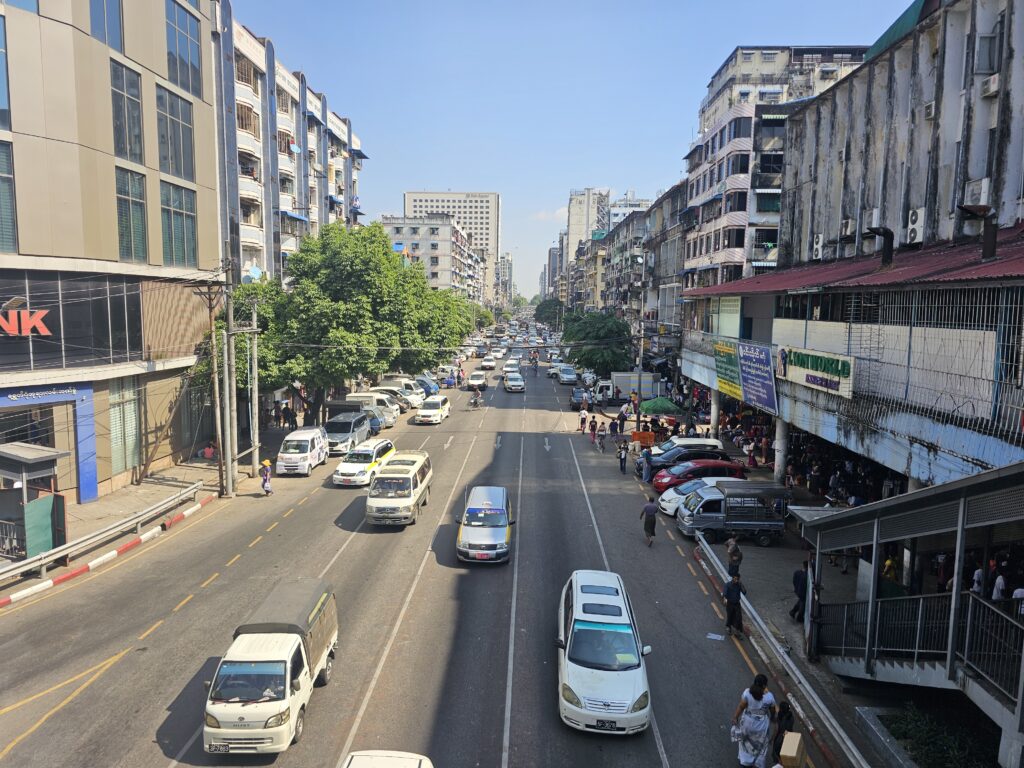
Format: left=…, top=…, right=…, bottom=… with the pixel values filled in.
left=203, top=578, right=338, bottom=755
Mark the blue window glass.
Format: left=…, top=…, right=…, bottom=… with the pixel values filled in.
left=5, top=0, right=38, bottom=12
left=165, top=0, right=201, bottom=97
left=90, top=0, right=122, bottom=52
left=0, top=19, right=9, bottom=131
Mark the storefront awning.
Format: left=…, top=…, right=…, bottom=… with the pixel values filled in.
left=328, top=195, right=344, bottom=205
left=352, top=148, right=369, bottom=160
left=281, top=210, right=308, bottom=222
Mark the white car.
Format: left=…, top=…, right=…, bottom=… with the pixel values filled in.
left=492, top=347, right=506, bottom=359
left=504, top=373, right=526, bottom=392
left=416, top=395, right=451, bottom=424
left=480, top=356, right=496, bottom=370
left=557, top=570, right=651, bottom=735
left=581, top=370, right=598, bottom=387
left=657, top=476, right=744, bottom=516
left=502, top=360, right=520, bottom=376
left=371, top=386, right=424, bottom=409
left=467, top=371, right=488, bottom=390
left=342, top=752, right=435, bottom=768
left=332, top=438, right=395, bottom=487
left=558, top=366, right=578, bottom=385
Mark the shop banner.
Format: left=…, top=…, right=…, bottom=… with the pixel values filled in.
left=737, top=342, right=778, bottom=415
left=776, top=346, right=855, bottom=399
left=713, top=341, right=742, bottom=401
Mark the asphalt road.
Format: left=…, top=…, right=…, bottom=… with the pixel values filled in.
left=0, top=361, right=780, bottom=768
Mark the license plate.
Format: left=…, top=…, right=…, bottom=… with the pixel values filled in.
left=208, top=744, right=230, bottom=753
left=342, top=479, right=355, bottom=484
left=594, top=720, right=617, bottom=730
left=475, top=552, right=491, bottom=560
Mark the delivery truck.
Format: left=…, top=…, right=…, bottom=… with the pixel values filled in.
left=203, top=578, right=338, bottom=755
left=593, top=372, right=661, bottom=404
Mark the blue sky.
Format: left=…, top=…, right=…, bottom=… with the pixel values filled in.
left=239, top=0, right=905, bottom=296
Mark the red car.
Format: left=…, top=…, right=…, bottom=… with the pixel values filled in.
left=652, top=460, right=745, bottom=493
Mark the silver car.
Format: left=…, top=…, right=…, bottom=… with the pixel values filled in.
left=456, top=486, right=513, bottom=564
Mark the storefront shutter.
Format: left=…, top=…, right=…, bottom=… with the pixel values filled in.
left=110, top=398, right=125, bottom=475
left=123, top=394, right=140, bottom=470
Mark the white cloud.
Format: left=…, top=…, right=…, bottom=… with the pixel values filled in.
left=531, top=206, right=568, bottom=222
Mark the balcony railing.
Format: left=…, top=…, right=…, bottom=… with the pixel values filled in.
left=751, top=172, right=783, bottom=189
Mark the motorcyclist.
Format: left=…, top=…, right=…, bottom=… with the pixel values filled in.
left=470, top=385, right=482, bottom=408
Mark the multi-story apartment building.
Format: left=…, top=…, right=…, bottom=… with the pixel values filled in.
left=403, top=192, right=500, bottom=303
left=565, top=188, right=609, bottom=276
left=580, top=233, right=608, bottom=312
left=610, top=191, right=652, bottom=229
left=495, top=252, right=513, bottom=308
left=211, top=5, right=367, bottom=283
left=382, top=215, right=483, bottom=301
left=682, top=46, right=867, bottom=288
left=545, top=245, right=560, bottom=297
left=643, top=181, right=688, bottom=352
left=601, top=211, right=649, bottom=324
left=0, top=0, right=226, bottom=502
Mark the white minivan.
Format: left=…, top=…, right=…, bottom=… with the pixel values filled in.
left=345, top=392, right=401, bottom=422
left=276, top=427, right=328, bottom=476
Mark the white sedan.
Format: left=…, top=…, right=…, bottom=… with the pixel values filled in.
left=502, top=360, right=520, bottom=377
left=492, top=347, right=506, bottom=359
left=504, top=373, right=526, bottom=392
left=467, top=371, right=488, bottom=390
left=480, top=356, right=496, bottom=370
left=415, top=395, right=451, bottom=424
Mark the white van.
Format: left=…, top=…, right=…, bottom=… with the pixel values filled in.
left=650, top=436, right=725, bottom=456
left=342, top=752, right=435, bottom=768
left=276, top=427, right=328, bottom=476
left=345, top=392, right=401, bottom=422
left=365, top=450, right=433, bottom=526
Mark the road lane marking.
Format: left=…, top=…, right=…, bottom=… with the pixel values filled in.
left=686, top=561, right=698, bottom=576
left=225, top=554, right=241, bottom=567
left=266, top=521, right=279, bottom=532
left=310, top=487, right=321, bottom=495
left=0, top=648, right=129, bottom=761
left=172, top=594, right=194, bottom=612
left=500, top=436, right=525, bottom=768
left=317, top=519, right=365, bottom=578
left=712, top=602, right=725, bottom=620
left=418, top=436, right=430, bottom=449
left=335, top=435, right=478, bottom=767
left=666, top=529, right=675, bottom=541
left=298, top=496, right=308, bottom=505
left=443, top=435, right=453, bottom=450
left=248, top=535, right=262, bottom=548
left=284, top=507, right=295, bottom=517
left=200, top=573, right=219, bottom=588
left=697, top=581, right=709, bottom=596
left=0, top=649, right=129, bottom=717
left=476, top=406, right=489, bottom=429
left=138, top=620, right=163, bottom=641
left=732, top=636, right=758, bottom=675
left=569, top=437, right=670, bottom=768
left=166, top=725, right=201, bottom=768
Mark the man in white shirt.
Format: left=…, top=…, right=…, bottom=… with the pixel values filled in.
left=971, top=562, right=985, bottom=595
left=993, top=571, right=1008, bottom=601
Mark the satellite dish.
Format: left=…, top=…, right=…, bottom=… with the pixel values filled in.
left=249, top=265, right=263, bottom=279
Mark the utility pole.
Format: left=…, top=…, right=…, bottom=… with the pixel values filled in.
left=249, top=302, right=260, bottom=479
left=194, top=284, right=224, bottom=496
left=225, top=257, right=238, bottom=495
left=221, top=329, right=234, bottom=497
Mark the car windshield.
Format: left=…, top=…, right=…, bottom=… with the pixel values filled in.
left=344, top=450, right=375, bottom=464
left=568, top=620, right=640, bottom=672
left=668, top=462, right=695, bottom=476
left=682, top=493, right=704, bottom=514
left=656, top=439, right=676, bottom=452
left=280, top=440, right=309, bottom=454
left=210, top=660, right=286, bottom=704
left=327, top=422, right=353, bottom=434
left=421, top=401, right=440, bottom=410
left=462, top=506, right=508, bottom=527
left=369, top=476, right=412, bottom=498
left=673, top=480, right=707, bottom=497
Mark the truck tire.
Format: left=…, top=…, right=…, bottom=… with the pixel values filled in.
left=755, top=532, right=773, bottom=548
left=292, top=708, right=305, bottom=744
left=317, top=655, right=334, bottom=687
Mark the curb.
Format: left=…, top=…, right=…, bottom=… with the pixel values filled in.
left=0, top=492, right=217, bottom=609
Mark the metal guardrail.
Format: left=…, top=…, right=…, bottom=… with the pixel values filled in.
left=957, top=592, right=1024, bottom=704
left=695, top=532, right=872, bottom=768
left=0, top=481, right=203, bottom=582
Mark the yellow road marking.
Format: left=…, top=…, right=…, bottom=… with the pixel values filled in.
left=310, top=487, right=320, bottom=495
left=137, top=620, right=163, bottom=641
left=732, top=635, right=758, bottom=675
left=200, top=573, right=219, bottom=588
left=711, top=602, right=725, bottom=620
left=697, top=581, right=709, bottom=596
left=686, top=562, right=698, bottom=577
left=0, top=498, right=225, bottom=618
left=172, top=594, right=194, bottom=612
left=225, top=554, right=241, bottom=567
left=0, top=648, right=128, bottom=761
left=658, top=516, right=666, bottom=526
left=0, top=648, right=129, bottom=718
left=666, top=529, right=675, bottom=541
left=248, top=535, right=262, bottom=548
left=284, top=507, right=295, bottom=518
left=266, top=521, right=279, bottom=532
left=298, top=497, right=308, bottom=505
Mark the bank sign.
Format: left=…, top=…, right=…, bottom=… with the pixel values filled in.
left=776, top=346, right=855, bottom=399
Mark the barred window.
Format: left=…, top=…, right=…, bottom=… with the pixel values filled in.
left=235, top=53, right=260, bottom=95
left=236, top=102, right=260, bottom=139
left=115, top=168, right=147, bottom=263
left=277, top=130, right=293, bottom=155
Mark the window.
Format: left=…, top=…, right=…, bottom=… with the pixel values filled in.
left=410, top=227, right=419, bottom=235
left=756, top=194, right=781, bottom=213
left=0, top=21, right=9, bottom=131
left=429, top=227, right=438, bottom=236
left=430, top=256, right=439, bottom=266
left=393, top=227, right=403, bottom=235
left=276, top=88, right=291, bottom=115
left=111, top=61, right=143, bottom=164
left=236, top=103, right=259, bottom=138
left=280, top=174, right=294, bottom=194
left=0, top=143, right=17, bottom=252
left=238, top=151, right=259, bottom=180
left=760, top=153, right=784, bottom=174
left=753, top=228, right=778, bottom=249
left=725, top=191, right=747, bottom=213
left=761, top=51, right=777, bottom=62
left=166, top=1, right=201, bottom=97
left=729, top=117, right=752, bottom=140
left=430, top=242, right=439, bottom=250
left=430, top=271, right=439, bottom=279
left=277, top=130, right=292, bottom=155
left=728, top=153, right=750, bottom=175
left=742, top=51, right=754, bottom=63
left=724, top=228, right=745, bottom=249
left=240, top=198, right=261, bottom=226
left=760, top=91, right=782, bottom=104
left=738, top=91, right=750, bottom=103
left=235, top=53, right=260, bottom=94
left=156, top=86, right=194, bottom=181
left=160, top=181, right=197, bottom=267
left=109, top=377, right=140, bottom=475
left=115, top=168, right=147, bottom=263
left=90, top=0, right=122, bottom=51
left=6, top=0, right=38, bottom=10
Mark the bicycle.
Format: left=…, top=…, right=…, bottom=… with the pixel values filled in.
left=597, top=433, right=606, bottom=453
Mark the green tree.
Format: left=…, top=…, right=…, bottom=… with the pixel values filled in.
left=470, top=304, right=494, bottom=329
left=512, top=295, right=528, bottom=308
left=529, top=294, right=542, bottom=306
left=562, top=313, right=633, bottom=377
left=534, top=298, right=563, bottom=326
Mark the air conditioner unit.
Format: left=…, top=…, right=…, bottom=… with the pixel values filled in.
left=964, top=177, right=991, bottom=207
left=905, top=207, right=926, bottom=244
left=840, top=219, right=856, bottom=238
left=923, top=101, right=937, bottom=120
left=812, top=233, right=824, bottom=260
left=981, top=74, right=1000, bottom=98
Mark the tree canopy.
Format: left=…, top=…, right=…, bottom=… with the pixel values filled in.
left=534, top=298, right=563, bottom=326
left=512, top=295, right=528, bottom=308
left=561, top=313, right=633, bottom=378
left=528, top=294, right=542, bottom=306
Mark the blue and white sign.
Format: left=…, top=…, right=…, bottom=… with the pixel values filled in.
left=736, top=342, right=778, bottom=415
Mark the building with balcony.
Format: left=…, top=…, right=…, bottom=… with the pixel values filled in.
left=580, top=233, right=608, bottom=312
left=545, top=245, right=560, bottom=298
left=211, top=3, right=367, bottom=284
left=682, top=46, right=867, bottom=288
left=601, top=211, right=650, bottom=325
left=495, top=251, right=513, bottom=308
left=0, top=1, right=225, bottom=502
left=383, top=214, right=483, bottom=301
left=643, top=181, right=688, bottom=355
left=538, top=265, right=547, bottom=300
left=565, top=188, right=609, bottom=277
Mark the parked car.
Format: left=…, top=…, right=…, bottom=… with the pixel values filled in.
left=568, top=387, right=590, bottom=410
left=651, top=460, right=746, bottom=494
left=325, top=412, right=371, bottom=456
left=677, top=481, right=790, bottom=546
left=415, top=376, right=439, bottom=397
left=467, top=370, right=488, bottom=391
left=371, top=386, right=424, bottom=410
left=635, top=447, right=733, bottom=477
left=361, top=406, right=385, bottom=435
left=658, top=476, right=748, bottom=517
left=649, top=436, right=725, bottom=457
left=276, top=427, right=329, bottom=477
left=504, top=373, right=526, bottom=392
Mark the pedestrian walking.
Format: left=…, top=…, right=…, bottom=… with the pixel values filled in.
left=726, top=538, right=744, bottom=577
left=579, top=407, right=589, bottom=433
left=731, top=674, right=776, bottom=767
left=640, top=495, right=658, bottom=547
left=259, top=459, right=273, bottom=496
left=617, top=409, right=628, bottom=434
left=640, top=447, right=653, bottom=482
left=609, top=418, right=619, bottom=438
left=722, top=572, right=747, bottom=637
left=272, top=402, right=282, bottom=429
left=588, top=416, right=598, bottom=443
left=772, top=701, right=795, bottom=765
left=618, top=442, right=628, bottom=474
left=596, top=420, right=607, bottom=451
left=789, top=561, right=809, bottom=621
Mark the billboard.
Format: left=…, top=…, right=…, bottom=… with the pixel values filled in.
left=737, top=342, right=778, bottom=415
left=713, top=341, right=742, bottom=401
left=776, top=346, right=855, bottom=399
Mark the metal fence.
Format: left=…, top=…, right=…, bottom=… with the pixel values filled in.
left=0, top=519, right=24, bottom=561
left=875, top=593, right=951, bottom=662
left=956, top=593, right=1024, bottom=703
left=817, top=600, right=869, bottom=658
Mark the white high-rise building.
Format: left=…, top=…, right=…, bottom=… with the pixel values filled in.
left=404, top=192, right=500, bottom=302
left=565, top=188, right=609, bottom=275
left=610, top=191, right=652, bottom=229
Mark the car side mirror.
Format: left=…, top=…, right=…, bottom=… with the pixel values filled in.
left=203, top=680, right=211, bottom=691
left=641, top=645, right=652, bottom=656
left=509, top=519, right=516, bottom=525
left=291, top=678, right=302, bottom=693
left=556, top=638, right=565, bottom=649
